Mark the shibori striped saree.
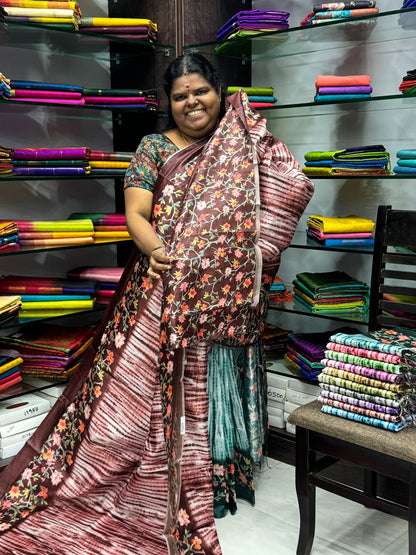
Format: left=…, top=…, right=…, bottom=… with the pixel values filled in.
left=0, top=91, right=313, bottom=554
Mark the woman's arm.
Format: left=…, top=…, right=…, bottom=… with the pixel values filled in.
left=124, top=186, right=172, bottom=285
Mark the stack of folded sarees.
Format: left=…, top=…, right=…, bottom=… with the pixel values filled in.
left=313, top=74, right=372, bottom=102
left=216, top=10, right=290, bottom=42
left=68, top=212, right=130, bottom=243
left=393, top=149, right=416, bottom=175
left=306, top=214, right=375, bottom=248
left=0, top=72, right=11, bottom=99
left=87, top=150, right=133, bottom=176
left=11, top=146, right=91, bottom=176
left=0, top=349, right=23, bottom=392
left=263, top=324, right=292, bottom=362
left=300, top=2, right=378, bottom=26
left=399, top=0, right=416, bottom=28
left=0, top=275, right=99, bottom=319
left=78, top=17, right=158, bottom=42
left=318, top=327, right=416, bottom=431
left=284, top=326, right=360, bottom=382
left=0, top=0, right=82, bottom=30
left=0, top=222, right=19, bottom=252
left=302, top=144, right=390, bottom=176
left=0, top=218, right=95, bottom=248
left=1, top=72, right=159, bottom=110
left=66, top=266, right=124, bottom=306
left=0, top=324, right=95, bottom=379
left=399, top=68, right=416, bottom=96
left=227, top=86, right=277, bottom=108
left=0, top=295, right=21, bottom=326
left=0, top=145, right=13, bottom=174
left=293, top=270, right=370, bottom=314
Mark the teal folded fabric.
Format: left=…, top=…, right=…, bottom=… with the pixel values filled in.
left=314, top=94, right=371, bottom=102
left=397, top=159, right=416, bottom=167
left=393, top=166, right=416, bottom=174
left=397, top=149, right=416, bottom=159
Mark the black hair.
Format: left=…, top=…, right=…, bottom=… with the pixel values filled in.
left=163, top=52, right=226, bottom=129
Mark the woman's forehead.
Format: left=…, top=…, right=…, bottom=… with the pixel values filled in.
left=171, top=73, right=211, bottom=93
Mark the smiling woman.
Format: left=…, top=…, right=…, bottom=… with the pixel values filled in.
left=0, top=53, right=314, bottom=555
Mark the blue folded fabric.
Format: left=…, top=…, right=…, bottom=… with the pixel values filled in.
left=247, top=95, right=277, bottom=103
left=304, top=160, right=333, bottom=167
left=393, top=166, right=416, bottom=174
left=10, top=80, right=84, bottom=93
left=332, top=159, right=389, bottom=169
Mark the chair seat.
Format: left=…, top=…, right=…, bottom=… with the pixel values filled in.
left=288, top=400, right=416, bottom=464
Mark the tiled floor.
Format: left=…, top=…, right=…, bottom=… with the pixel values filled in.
left=215, top=458, right=408, bottom=555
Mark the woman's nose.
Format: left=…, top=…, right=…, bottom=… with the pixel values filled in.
left=186, top=93, right=198, bottom=105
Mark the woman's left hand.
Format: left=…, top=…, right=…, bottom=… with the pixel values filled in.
left=147, top=247, right=173, bottom=287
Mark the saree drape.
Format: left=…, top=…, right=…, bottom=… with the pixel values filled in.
left=0, top=91, right=313, bottom=554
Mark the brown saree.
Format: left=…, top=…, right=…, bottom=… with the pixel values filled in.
left=0, top=91, right=314, bottom=554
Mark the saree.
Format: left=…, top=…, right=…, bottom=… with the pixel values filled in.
left=0, top=91, right=313, bottom=554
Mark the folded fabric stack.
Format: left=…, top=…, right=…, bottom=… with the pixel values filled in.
left=0, top=324, right=95, bottom=379
left=0, top=275, right=99, bottom=319
left=227, top=86, right=277, bottom=108
left=68, top=212, right=130, bottom=243
left=0, top=222, right=19, bottom=252
left=263, top=324, right=292, bottom=362
left=303, top=144, right=390, bottom=176
left=284, top=326, right=360, bottom=382
left=0, top=144, right=13, bottom=174
left=0, top=217, right=95, bottom=248
left=314, top=74, right=372, bottom=102
left=10, top=146, right=91, bottom=176
left=399, top=68, right=416, bottom=96
left=88, top=150, right=133, bottom=176
left=216, top=10, right=290, bottom=42
left=0, top=0, right=82, bottom=30
left=66, top=266, right=124, bottom=306
left=0, top=295, right=21, bottom=326
left=1, top=73, right=159, bottom=110
left=301, top=2, right=378, bottom=26
left=306, top=214, right=375, bottom=248
left=393, top=149, right=416, bottom=175
left=293, top=270, right=370, bottom=314
left=399, top=0, right=416, bottom=29
left=0, top=72, right=11, bottom=99
left=79, top=17, right=158, bottom=42
left=318, top=327, right=416, bottom=431
left=0, top=393, right=50, bottom=460
left=0, top=349, right=23, bottom=392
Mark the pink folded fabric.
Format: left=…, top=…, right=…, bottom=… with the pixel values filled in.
left=84, top=96, right=146, bottom=104
left=308, top=228, right=373, bottom=240
left=11, top=90, right=83, bottom=99
left=10, top=98, right=86, bottom=105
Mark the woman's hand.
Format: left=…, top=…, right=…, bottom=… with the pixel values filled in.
left=147, top=246, right=173, bottom=287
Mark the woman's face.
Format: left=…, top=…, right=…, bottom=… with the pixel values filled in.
left=170, top=73, right=221, bottom=138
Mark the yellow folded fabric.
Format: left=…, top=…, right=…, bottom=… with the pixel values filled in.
left=93, top=231, right=130, bottom=238
left=19, top=308, right=91, bottom=319
left=0, top=357, right=24, bottom=374
left=89, top=161, right=130, bottom=169
left=21, top=237, right=94, bottom=246
left=82, top=17, right=157, bottom=32
left=21, top=298, right=95, bottom=309
left=4, top=7, right=75, bottom=16
left=306, top=215, right=375, bottom=233
left=294, top=288, right=366, bottom=309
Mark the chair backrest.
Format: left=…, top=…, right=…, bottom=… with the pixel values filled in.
left=368, top=205, right=416, bottom=331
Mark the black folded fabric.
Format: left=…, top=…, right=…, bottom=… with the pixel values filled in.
left=313, top=1, right=376, bottom=12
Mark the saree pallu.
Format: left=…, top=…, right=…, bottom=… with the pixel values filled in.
left=0, top=90, right=313, bottom=554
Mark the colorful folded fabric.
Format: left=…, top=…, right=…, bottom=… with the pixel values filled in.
left=306, top=215, right=375, bottom=233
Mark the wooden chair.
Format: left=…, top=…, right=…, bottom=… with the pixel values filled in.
left=288, top=205, right=416, bottom=554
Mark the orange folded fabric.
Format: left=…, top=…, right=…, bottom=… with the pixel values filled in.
left=315, top=75, right=371, bottom=90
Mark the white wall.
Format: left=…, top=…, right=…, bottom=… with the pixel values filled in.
left=253, top=0, right=416, bottom=332
left=0, top=0, right=120, bottom=278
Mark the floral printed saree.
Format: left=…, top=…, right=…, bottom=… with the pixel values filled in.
left=0, top=91, right=313, bottom=554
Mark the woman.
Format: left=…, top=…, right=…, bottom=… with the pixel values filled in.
left=0, top=53, right=314, bottom=554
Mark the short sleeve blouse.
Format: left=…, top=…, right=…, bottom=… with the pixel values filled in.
left=124, top=134, right=178, bottom=193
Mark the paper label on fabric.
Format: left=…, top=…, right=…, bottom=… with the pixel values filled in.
left=180, top=416, right=186, bottom=435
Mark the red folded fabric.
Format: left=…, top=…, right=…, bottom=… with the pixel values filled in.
left=315, top=75, right=371, bottom=89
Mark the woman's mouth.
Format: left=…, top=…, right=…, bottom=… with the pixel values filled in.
left=187, top=109, right=204, bottom=117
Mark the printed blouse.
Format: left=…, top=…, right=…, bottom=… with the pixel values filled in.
left=124, top=134, right=178, bottom=192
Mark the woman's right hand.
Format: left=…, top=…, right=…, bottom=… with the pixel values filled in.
left=147, top=247, right=173, bottom=287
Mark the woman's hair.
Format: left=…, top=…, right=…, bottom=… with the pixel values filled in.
left=163, top=52, right=226, bottom=128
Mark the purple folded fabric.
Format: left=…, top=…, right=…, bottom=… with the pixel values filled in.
left=317, top=86, right=373, bottom=95
left=217, top=9, right=290, bottom=40
left=80, top=26, right=152, bottom=33
left=12, top=168, right=88, bottom=176
left=13, top=148, right=90, bottom=160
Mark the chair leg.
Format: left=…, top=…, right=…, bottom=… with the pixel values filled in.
left=295, top=427, right=316, bottom=555
left=409, top=465, right=416, bottom=555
